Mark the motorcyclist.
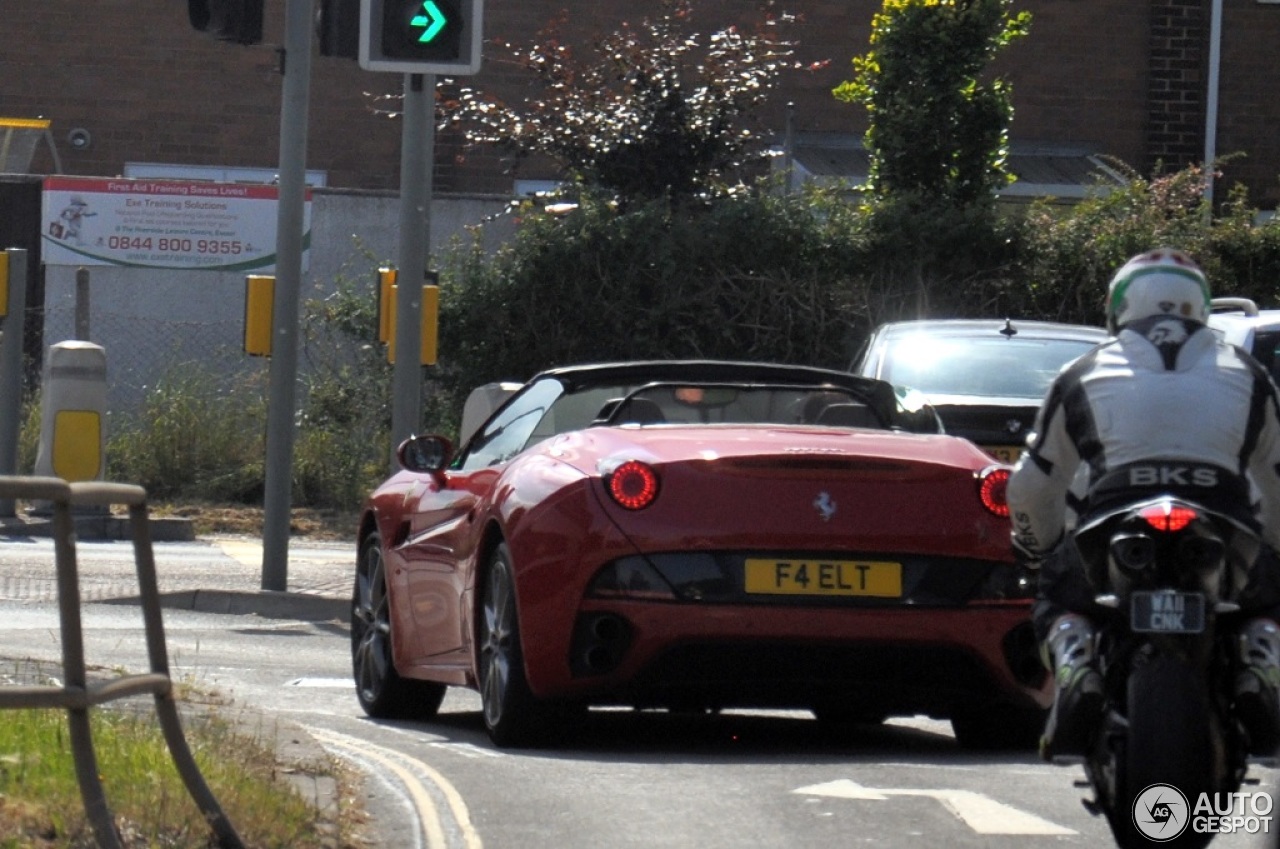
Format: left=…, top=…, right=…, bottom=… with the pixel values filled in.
left=1006, top=247, right=1280, bottom=759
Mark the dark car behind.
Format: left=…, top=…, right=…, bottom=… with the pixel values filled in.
left=852, top=318, right=1109, bottom=462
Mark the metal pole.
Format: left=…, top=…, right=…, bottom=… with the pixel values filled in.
left=783, top=101, right=794, bottom=196
left=261, top=0, right=315, bottom=592
left=1204, top=0, right=1223, bottom=212
left=389, top=73, right=435, bottom=470
left=74, top=266, right=90, bottom=341
left=0, top=248, right=29, bottom=517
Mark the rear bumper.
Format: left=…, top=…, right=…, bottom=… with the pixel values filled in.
left=526, top=601, right=1051, bottom=717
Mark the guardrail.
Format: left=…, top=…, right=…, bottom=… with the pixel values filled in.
left=0, top=475, right=244, bottom=849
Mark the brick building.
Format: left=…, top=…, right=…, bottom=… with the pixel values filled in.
left=2, top=0, right=1279, bottom=208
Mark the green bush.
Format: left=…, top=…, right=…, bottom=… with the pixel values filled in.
left=1010, top=163, right=1280, bottom=324
left=106, top=364, right=267, bottom=502
left=1201, top=185, right=1280, bottom=307
left=21, top=161, right=1279, bottom=513
left=855, top=193, right=1025, bottom=322
left=292, top=259, right=395, bottom=506
left=80, top=255, right=394, bottom=511
left=292, top=364, right=391, bottom=508
left=433, top=185, right=872, bottom=409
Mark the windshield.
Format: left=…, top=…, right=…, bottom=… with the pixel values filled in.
left=593, top=383, right=883, bottom=428
left=461, top=378, right=897, bottom=471
left=880, top=336, right=1098, bottom=400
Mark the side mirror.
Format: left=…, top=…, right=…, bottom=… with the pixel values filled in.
left=397, top=434, right=453, bottom=475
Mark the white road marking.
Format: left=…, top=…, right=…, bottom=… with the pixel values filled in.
left=214, top=539, right=263, bottom=567
left=794, top=779, right=1077, bottom=836
left=427, top=741, right=506, bottom=760
left=212, top=539, right=354, bottom=567
left=285, top=677, right=354, bottom=688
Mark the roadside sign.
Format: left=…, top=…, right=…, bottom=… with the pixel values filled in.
left=41, top=176, right=312, bottom=272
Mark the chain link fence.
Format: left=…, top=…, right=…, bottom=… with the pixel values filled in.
left=41, top=301, right=260, bottom=416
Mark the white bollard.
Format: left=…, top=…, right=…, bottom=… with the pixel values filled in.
left=33, top=340, right=107, bottom=484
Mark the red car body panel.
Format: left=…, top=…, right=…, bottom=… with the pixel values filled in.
left=363, top=409, right=1051, bottom=718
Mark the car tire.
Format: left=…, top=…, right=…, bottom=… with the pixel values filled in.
left=950, top=704, right=1046, bottom=751
left=479, top=542, right=547, bottom=748
left=351, top=531, right=447, bottom=719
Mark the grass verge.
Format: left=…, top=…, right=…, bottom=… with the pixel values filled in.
left=150, top=503, right=361, bottom=542
left=0, top=660, right=367, bottom=849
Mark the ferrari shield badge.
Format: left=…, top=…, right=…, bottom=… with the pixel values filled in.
left=813, top=491, right=837, bottom=522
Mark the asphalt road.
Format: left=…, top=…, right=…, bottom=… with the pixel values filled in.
left=2, top=528, right=1280, bottom=848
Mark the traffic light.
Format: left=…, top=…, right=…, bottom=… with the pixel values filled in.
left=243, top=275, right=274, bottom=357
left=188, top=0, right=265, bottom=45
left=359, top=0, right=483, bottom=75
left=378, top=268, right=440, bottom=365
left=317, top=0, right=360, bottom=58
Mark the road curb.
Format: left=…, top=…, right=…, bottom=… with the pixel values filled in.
left=103, top=589, right=349, bottom=622
left=0, top=512, right=196, bottom=542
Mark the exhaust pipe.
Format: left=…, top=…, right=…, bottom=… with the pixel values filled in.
left=571, top=613, right=632, bottom=676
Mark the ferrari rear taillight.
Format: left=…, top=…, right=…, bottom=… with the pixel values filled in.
left=978, top=466, right=1011, bottom=518
left=606, top=460, right=660, bottom=510
left=1139, top=501, right=1198, bottom=533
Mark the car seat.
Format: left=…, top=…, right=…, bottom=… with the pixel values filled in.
left=592, top=396, right=668, bottom=426
left=815, top=402, right=883, bottom=429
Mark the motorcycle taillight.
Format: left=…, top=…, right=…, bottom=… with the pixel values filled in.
left=1138, top=501, right=1198, bottom=533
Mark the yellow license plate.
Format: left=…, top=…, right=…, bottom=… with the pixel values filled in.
left=744, top=559, right=902, bottom=598
left=982, top=444, right=1022, bottom=463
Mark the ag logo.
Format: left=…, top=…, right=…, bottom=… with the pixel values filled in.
left=1147, top=318, right=1189, bottom=346
left=1133, top=783, right=1190, bottom=841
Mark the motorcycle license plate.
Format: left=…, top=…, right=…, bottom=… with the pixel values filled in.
left=1130, top=591, right=1206, bottom=634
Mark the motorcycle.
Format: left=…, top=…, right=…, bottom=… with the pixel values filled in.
left=1063, top=461, right=1273, bottom=849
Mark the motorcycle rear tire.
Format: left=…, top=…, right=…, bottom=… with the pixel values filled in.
left=1107, top=651, right=1217, bottom=849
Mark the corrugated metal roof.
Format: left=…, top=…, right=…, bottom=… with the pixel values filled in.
left=776, top=135, right=1126, bottom=201
left=0, top=118, right=52, bottom=174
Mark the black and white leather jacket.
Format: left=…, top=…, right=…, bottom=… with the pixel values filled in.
left=1007, top=315, right=1280, bottom=556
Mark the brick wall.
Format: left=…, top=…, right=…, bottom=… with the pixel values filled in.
left=3, top=0, right=1278, bottom=207
left=997, top=0, right=1150, bottom=170
left=1216, top=0, right=1280, bottom=207
left=1147, top=0, right=1208, bottom=173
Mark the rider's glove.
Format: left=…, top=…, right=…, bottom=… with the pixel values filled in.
left=1010, top=535, right=1045, bottom=570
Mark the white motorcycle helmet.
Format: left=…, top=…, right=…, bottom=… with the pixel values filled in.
left=1106, top=248, right=1211, bottom=334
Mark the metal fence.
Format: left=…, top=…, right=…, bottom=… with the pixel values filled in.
left=0, top=475, right=243, bottom=849
left=41, top=300, right=260, bottom=415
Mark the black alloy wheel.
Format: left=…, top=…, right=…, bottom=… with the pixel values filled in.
left=479, top=542, right=548, bottom=747
left=351, top=531, right=446, bottom=719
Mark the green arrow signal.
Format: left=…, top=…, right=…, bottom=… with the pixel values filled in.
left=410, top=1, right=447, bottom=44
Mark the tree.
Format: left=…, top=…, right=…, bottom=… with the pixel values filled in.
left=446, top=0, right=804, bottom=204
left=833, top=0, right=1030, bottom=208
left=826, top=0, right=1031, bottom=317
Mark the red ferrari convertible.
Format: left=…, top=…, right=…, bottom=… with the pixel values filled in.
left=352, top=360, right=1051, bottom=747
